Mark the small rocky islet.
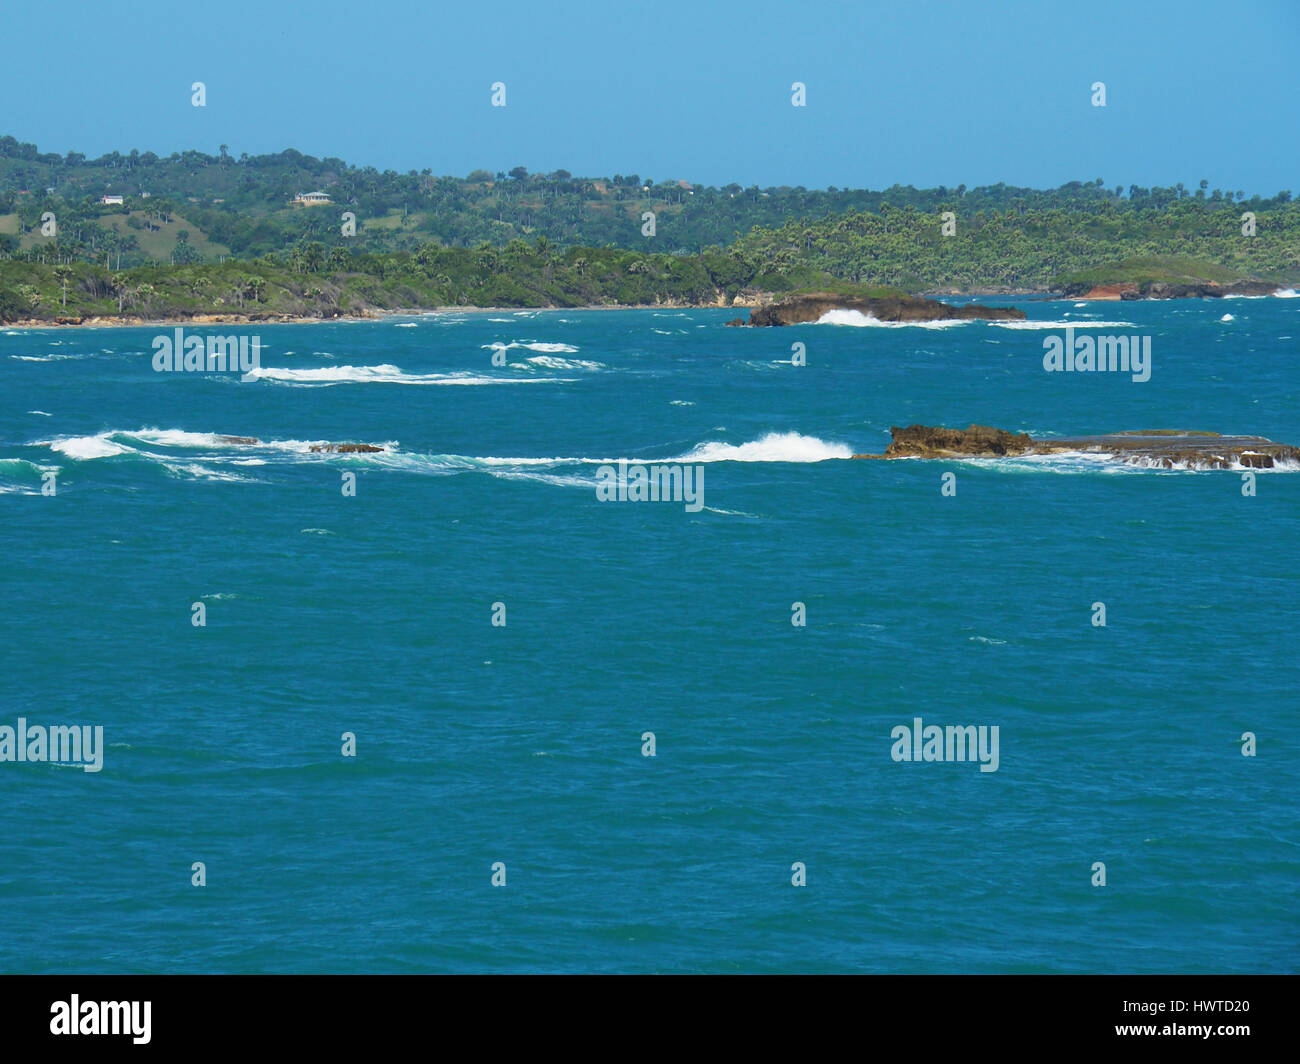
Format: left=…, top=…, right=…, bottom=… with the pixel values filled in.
left=854, top=424, right=1300, bottom=470
left=725, top=290, right=1025, bottom=326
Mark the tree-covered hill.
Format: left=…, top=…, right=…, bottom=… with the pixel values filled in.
left=729, top=200, right=1300, bottom=292
left=3, top=135, right=1295, bottom=278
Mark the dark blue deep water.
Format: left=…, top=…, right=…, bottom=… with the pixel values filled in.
left=1, top=299, right=1296, bottom=972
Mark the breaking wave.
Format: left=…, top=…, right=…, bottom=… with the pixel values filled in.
left=244, top=363, right=573, bottom=386
left=675, top=432, right=853, bottom=462
left=815, top=310, right=970, bottom=329
left=483, top=341, right=580, bottom=355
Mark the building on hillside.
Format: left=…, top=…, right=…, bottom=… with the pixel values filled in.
left=292, top=191, right=333, bottom=206
left=100, top=194, right=124, bottom=205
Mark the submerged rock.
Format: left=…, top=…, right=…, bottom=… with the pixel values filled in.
left=853, top=425, right=1300, bottom=470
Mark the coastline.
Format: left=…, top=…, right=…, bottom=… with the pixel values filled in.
left=6, top=285, right=1295, bottom=330
left=4, top=301, right=766, bottom=330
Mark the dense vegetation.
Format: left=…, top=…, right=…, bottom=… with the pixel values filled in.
left=1, top=134, right=1297, bottom=312
left=730, top=200, right=1300, bottom=291
left=0, top=243, right=844, bottom=323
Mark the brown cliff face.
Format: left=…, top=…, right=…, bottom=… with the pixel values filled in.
left=735, top=291, right=1026, bottom=326
left=852, top=426, right=1300, bottom=470
left=878, top=424, right=1034, bottom=458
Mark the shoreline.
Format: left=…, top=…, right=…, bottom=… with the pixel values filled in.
left=5, top=287, right=1295, bottom=330
left=4, top=302, right=756, bottom=330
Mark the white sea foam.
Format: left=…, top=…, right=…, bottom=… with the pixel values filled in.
left=515, top=355, right=604, bottom=370
left=32, top=429, right=855, bottom=480
left=161, top=462, right=258, bottom=482
left=48, top=435, right=129, bottom=459
left=29, top=410, right=52, bottom=416
left=483, top=341, right=580, bottom=354
left=486, top=470, right=596, bottom=489
left=957, top=450, right=1299, bottom=474
left=38, top=428, right=385, bottom=463
left=1273, top=288, right=1299, bottom=298
left=815, top=309, right=970, bottom=329
left=244, top=364, right=571, bottom=386
left=676, top=431, right=853, bottom=463
left=991, top=319, right=1135, bottom=330
left=126, top=429, right=233, bottom=448
left=1220, top=314, right=1234, bottom=322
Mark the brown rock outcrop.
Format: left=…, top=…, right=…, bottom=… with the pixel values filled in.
left=852, top=426, right=1300, bottom=470
left=744, top=291, right=1025, bottom=326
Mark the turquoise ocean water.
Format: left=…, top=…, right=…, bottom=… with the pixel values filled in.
left=1, top=299, right=1296, bottom=973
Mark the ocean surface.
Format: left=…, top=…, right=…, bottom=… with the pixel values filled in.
left=1, top=298, right=1296, bottom=973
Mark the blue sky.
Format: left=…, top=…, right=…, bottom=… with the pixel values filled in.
left=3, top=0, right=1297, bottom=192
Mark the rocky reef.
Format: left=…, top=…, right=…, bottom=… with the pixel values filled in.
left=307, top=443, right=385, bottom=453
left=215, top=436, right=385, bottom=454
left=726, top=291, right=1026, bottom=326
left=853, top=425, right=1300, bottom=469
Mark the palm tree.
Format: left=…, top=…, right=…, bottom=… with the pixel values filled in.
left=302, top=242, right=325, bottom=273
left=53, top=265, right=72, bottom=307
